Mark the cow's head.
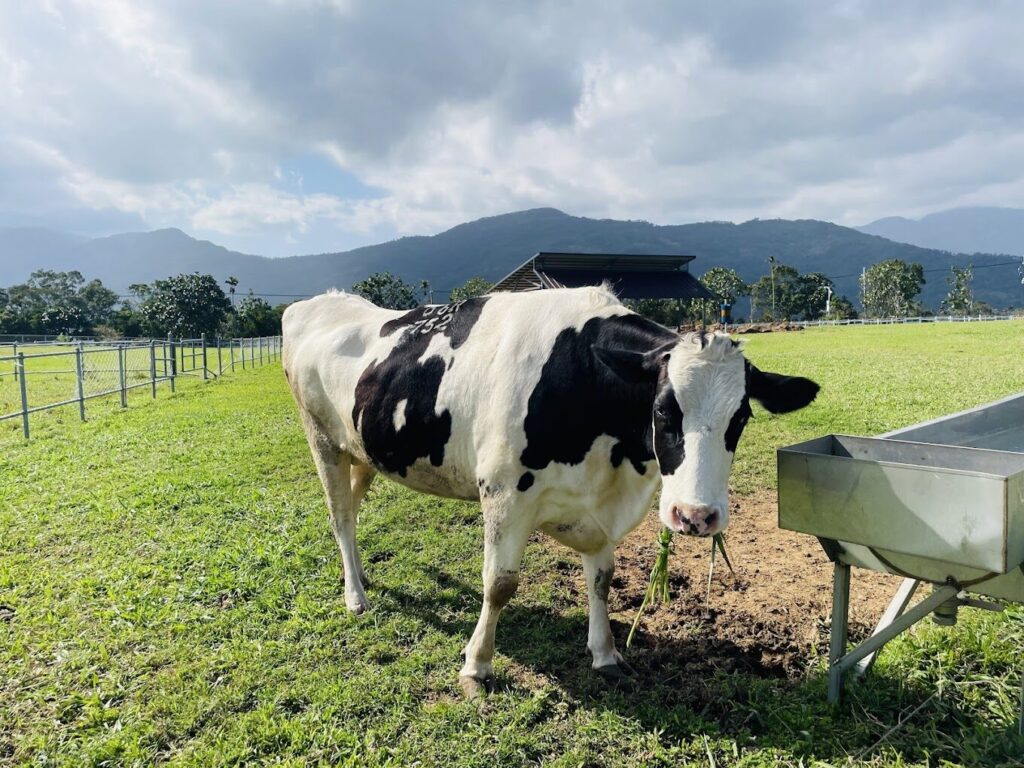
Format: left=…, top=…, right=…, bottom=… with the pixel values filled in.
left=598, top=329, right=818, bottom=537
left=654, top=331, right=817, bottom=536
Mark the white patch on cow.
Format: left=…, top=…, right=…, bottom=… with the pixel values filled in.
left=657, top=332, right=746, bottom=536
left=393, top=398, right=408, bottom=431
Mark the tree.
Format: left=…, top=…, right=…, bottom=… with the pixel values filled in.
left=625, top=298, right=689, bottom=327
left=352, top=272, right=422, bottom=309
left=941, top=265, right=974, bottom=316
left=794, top=272, right=834, bottom=320
left=861, top=260, right=925, bottom=318
left=225, top=276, right=239, bottom=307
left=827, top=295, right=858, bottom=320
left=139, top=273, right=232, bottom=337
left=235, top=293, right=281, bottom=336
left=78, top=279, right=119, bottom=327
left=750, top=263, right=803, bottom=320
left=39, top=305, right=88, bottom=336
left=450, top=276, right=493, bottom=302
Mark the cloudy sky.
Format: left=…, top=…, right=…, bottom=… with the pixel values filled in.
left=2, top=1, right=1023, bottom=256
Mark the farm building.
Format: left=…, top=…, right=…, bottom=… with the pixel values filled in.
left=491, top=252, right=717, bottom=300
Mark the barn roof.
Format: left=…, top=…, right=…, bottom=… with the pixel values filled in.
left=490, top=252, right=716, bottom=300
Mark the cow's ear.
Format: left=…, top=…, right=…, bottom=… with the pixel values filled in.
left=746, top=363, right=820, bottom=414
left=593, top=344, right=670, bottom=383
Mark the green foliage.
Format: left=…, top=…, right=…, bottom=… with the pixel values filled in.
left=0, top=270, right=120, bottom=335
left=139, top=273, right=232, bottom=337
left=942, top=265, right=975, bottom=316
left=861, top=259, right=926, bottom=318
left=624, top=297, right=690, bottom=327
left=233, top=294, right=282, bottom=337
left=827, top=294, right=858, bottom=320
left=449, top=276, right=493, bottom=302
left=352, top=271, right=423, bottom=309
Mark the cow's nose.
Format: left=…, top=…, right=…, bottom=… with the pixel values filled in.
left=669, top=503, right=723, bottom=536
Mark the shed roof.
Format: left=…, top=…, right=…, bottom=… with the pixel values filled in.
left=491, top=252, right=716, bottom=300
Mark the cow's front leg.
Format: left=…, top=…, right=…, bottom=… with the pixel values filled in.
left=583, top=544, right=633, bottom=681
left=459, top=513, right=530, bottom=698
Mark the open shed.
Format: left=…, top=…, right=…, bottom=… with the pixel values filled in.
left=490, top=252, right=716, bottom=300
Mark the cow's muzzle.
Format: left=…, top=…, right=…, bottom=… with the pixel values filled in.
left=665, top=503, right=726, bottom=537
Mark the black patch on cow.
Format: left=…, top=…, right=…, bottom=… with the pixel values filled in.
left=724, top=395, right=752, bottom=454
left=379, top=298, right=487, bottom=349
left=652, top=367, right=685, bottom=476
left=520, top=314, right=676, bottom=476
left=517, top=472, right=535, bottom=492
left=352, top=299, right=488, bottom=476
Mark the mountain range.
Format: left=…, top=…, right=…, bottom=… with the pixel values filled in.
left=3, top=207, right=1023, bottom=310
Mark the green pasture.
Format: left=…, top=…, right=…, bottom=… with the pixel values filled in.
left=2, top=322, right=1023, bottom=766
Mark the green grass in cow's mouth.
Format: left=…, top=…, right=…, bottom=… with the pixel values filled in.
left=2, top=321, right=1024, bottom=765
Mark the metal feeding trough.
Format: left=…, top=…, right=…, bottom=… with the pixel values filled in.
left=778, top=392, right=1024, bottom=729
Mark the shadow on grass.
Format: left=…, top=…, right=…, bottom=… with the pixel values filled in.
left=377, top=564, right=1023, bottom=766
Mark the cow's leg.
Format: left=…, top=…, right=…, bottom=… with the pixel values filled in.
left=459, top=509, right=531, bottom=698
left=300, top=410, right=369, bottom=614
left=349, top=461, right=376, bottom=588
left=582, top=544, right=633, bottom=680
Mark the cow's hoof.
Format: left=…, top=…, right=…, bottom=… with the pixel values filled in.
left=346, top=597, right=369, bottom=615
left=458, top=674, right=495, bottom=699
left=594, top=663, right=637, bottom=688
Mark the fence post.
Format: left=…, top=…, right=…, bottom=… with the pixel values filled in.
left=150, top=341, right=157, bottom=398
left=242, top=339, right=247, bottom=370
left=217, top=337, right=223, bottom=376
left=75, top=343, right=86, bottom=421
left=168, top=333, right=177, bottom=393
left=118, top=344, right=127, bottom=408
left=259, top=336, right=264, bottom=365
left=230, top=339, right=236, bottom=373
left=201, top=334, right=208, bottom=380
left=17, top=352, right=29, bottom=439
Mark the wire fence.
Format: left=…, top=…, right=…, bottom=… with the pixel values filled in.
left=0, top=335, right=281, bottom=439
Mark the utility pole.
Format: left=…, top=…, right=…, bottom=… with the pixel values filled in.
left=825, top=286, right=833, bottom=319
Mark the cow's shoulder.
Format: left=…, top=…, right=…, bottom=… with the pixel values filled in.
left=520, top=312, right=675, bottom=476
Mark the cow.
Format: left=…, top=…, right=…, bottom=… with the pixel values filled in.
left=282, top=285, right=818, bottom=696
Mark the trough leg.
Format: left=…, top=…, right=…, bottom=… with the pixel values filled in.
left=582, top=544, right=629, bottom=677
left=460, top=509, right=531, bottom=697
left=855, top=578, right=919, bottom=678
left=828, top=561, right=851, bottom=704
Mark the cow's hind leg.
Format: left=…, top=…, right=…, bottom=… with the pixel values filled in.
left=459, top=505, right=531, bottom=698
left=583, top=544, right=634, bottom=682
left=300, top=411, right=369, bottom=614
left=349, top=461, right=376, bottom=588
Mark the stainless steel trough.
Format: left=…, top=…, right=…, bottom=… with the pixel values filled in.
left=777, top=392, right=1024, bottom=729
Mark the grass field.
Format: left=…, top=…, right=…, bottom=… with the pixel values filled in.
left=2, top=322, right=1024, bottom=766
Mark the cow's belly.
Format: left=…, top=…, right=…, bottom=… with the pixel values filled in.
left=379, top=457, right=479, bottom=502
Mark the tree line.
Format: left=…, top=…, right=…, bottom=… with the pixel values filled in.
left=0, top=271, right=284, bottom=338
left=0, top=258, right=991, bottom=340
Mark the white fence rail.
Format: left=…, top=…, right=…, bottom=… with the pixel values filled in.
left=797, top=315, right=1021, bottom=327
left=0, top=335, right=281, bottom=439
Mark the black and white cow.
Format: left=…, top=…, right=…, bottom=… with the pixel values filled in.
left=282, top=285, right=818, bottom=695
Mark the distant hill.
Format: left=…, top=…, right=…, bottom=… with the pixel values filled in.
left=3, top=208, right=1022, bottom=310
left=858, top=207, right=1024, bottom=257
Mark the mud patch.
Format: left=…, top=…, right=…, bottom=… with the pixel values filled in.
left=597, top=489, right=896, bottom=679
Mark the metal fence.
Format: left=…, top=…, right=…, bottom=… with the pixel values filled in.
left=797, top=314, right=1021, bottom=327
left=0, top=335, right=281, bottom=439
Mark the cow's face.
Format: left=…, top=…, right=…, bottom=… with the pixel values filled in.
left=653, top=332, right=819, bottom=537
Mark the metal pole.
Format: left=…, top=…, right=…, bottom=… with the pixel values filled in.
left=217, top=337, right=223, bottom=376
left=75, top=343, right=86, bottom=421
left=118, top=344, right=127, bottom=407
left=168, top=334, right=177, bottom=393
left=856, top=578, right=919, bottom=677
left=17, top=352, right=29, bottom=439
left=242, top=339, right=247, bottom=370
left=230, top=339, right=235, bottom=373
left=827, top=562, right=851, bottom=704
left=12, top=341, right=17, bottom=381
left=201, top=334, right=208, bottom=380
left=259, top=336, right=264, bottom=365
left=150, top=341, right=157, bottom=398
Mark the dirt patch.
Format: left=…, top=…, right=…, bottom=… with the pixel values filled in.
left=604, top=489, right=898, bottom=679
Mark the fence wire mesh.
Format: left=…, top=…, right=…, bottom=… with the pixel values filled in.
left=0, top=336, right=281, bottom=439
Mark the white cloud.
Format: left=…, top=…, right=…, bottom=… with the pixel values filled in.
left=2, top=0, right=1024, bottom=254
